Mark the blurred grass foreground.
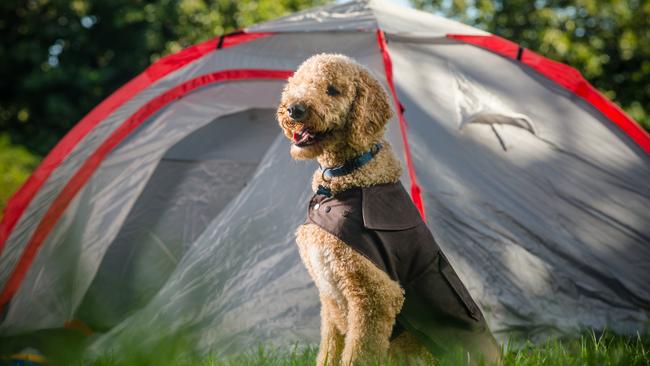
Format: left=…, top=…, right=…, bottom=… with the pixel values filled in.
left=83, top=332, right=650, bottom=366
left=0, top=329, right=648, bottom=366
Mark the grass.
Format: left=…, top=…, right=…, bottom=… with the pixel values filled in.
left=2, top=330, right=648, bottom=365
left=80, top=331, right=650, bottom=366
left=500, top=331, right=649, bottom=366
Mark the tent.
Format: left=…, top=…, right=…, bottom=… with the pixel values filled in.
left=1, top=0, right=649, bottom=355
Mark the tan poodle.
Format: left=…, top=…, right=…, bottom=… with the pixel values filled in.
left=277, top=54, right=501, bottom=365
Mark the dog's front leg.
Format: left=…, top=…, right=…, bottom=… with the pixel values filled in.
left=340, top=298, right=395, bottom=365
left=317, top=296, right=345, bottom=366
left=339, top=261, right=404, bottom=365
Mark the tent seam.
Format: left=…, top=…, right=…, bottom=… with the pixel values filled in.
left=375, top=29, right=426, bottom=220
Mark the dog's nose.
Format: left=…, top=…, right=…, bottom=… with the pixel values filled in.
left=287, top=103, right=306, bottom=120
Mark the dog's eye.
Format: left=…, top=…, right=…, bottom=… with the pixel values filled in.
left=326, top=84, right=340, bottom=96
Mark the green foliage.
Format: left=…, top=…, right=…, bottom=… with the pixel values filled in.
left=0, top=134, right=39, bottom=220
left=412, top=0, right=650, bottom=131
left=0, top=0, right=327, bottom=157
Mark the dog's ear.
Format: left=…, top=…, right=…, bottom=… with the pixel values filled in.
left=347, top=67, right=393, bottom=151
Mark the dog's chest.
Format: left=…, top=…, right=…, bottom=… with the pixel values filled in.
left=307, top=244, right=346, bottom=304
left=296, top=234, right=347, bottom=310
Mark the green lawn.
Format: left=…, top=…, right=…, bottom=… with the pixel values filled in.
left=76, top=331, right=649, bottom=366
left=2, top=330, right=648, bottom=366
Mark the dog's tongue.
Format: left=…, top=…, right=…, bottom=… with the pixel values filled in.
left=293, top=129, right=314, bottom=144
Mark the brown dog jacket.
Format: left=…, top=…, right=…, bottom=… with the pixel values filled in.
left=306, top=181, right=500, bottom=361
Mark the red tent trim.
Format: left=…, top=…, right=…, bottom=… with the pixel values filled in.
left=447, top=34, right=650, bottom=155
left=376, top=30, right=426, bottom=220
left=0, top=69, right=293, bottom=307
left=0, top=32, right=272, bottom=258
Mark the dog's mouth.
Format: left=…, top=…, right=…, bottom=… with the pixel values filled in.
left=292, top=127, right=331, bottom=147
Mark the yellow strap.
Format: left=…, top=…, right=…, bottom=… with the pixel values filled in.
left=10, top=353, right=47, bottom=363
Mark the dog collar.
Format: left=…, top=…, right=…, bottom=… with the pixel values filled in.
left=319, top=143, right=383, bottom=180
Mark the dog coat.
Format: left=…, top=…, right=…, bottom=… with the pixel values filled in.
left=306, top=181, right=499, bottom=359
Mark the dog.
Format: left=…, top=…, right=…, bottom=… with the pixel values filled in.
left=277, top=54, right=501, bottom=365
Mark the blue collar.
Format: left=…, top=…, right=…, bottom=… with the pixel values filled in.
left=319, top=143, right=383, bottom=180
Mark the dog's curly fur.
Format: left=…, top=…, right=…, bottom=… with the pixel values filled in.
left=278, top=54, right=430, bottom=365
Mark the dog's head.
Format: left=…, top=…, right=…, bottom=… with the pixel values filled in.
left=277, top=54, right=393, bottom=161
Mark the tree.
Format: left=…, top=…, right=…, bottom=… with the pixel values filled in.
left=412, top=0, right=650, bottom=131
left=0, top=135, right=38, bottom=219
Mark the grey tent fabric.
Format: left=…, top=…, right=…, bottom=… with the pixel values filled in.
left=247, top=1, right=377, bottom=33
left=76, top=109, right=279, bottom=330
left=0, top=81, right=290, bottom=333
left=246, top=0, right=486, bottom=36
left=88, top=134, right=321, bottom=355
left=388, top=39, right=650, bottom=340
left=1, top=0, right=649, bottom=358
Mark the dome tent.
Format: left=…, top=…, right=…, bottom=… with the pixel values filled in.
left=1, top=0, right=649, bottom=355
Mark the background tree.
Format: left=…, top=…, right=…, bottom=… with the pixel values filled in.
left=0, top=0, right=326, bottom=217
left=412, top=0, right=650, bottom=130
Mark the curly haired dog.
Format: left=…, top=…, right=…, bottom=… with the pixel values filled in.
left=277, top=54, right=501, bottom=365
